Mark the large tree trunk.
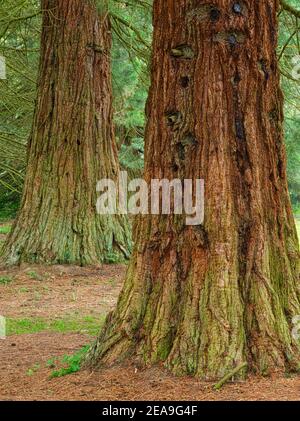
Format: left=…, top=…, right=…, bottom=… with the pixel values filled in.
left=1, top=0, right=131, bottom=265
left=86, top=0, right=300, bottom=379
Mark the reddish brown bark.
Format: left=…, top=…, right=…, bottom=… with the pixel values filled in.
left=87, top=0, right=300, bottom=379
left=1, top=0, right=130, bottom=265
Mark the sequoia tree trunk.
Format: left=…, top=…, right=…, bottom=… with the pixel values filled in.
left=1, top=0, right=131, bottom=265
left=86, top=0, right=300, bottom=379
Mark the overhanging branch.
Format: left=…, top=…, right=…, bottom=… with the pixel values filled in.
left=281, top=0, right=300, bottom=18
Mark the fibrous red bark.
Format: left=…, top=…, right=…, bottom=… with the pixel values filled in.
left=88, top=0, right=300, bottom=379
left=1, top=0, right=131, bottom=265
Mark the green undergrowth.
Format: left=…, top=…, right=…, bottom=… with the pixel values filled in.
left=0, top=196, right=19, bottom=223
left=48, top=345, right=90, bottom=378
left=0, top=276, right=13, bottom=285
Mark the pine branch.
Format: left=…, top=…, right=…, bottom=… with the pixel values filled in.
left=213, top=363, right=248, bottom=390
left=110, top=12, right=150, bottom=50
left=281, top=0, right=300, bottom=19
left=0, top=12, right=41, bottom=24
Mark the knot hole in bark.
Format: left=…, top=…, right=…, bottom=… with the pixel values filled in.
left=170, top=45, right=195, bottom=59
left=86, top=43, right=104, bottom=53
left=181, top=133, right=197, bottom=148
left=258, top=59, right=270, bottom=81
left=214, top=31, right=246, bottom=48
left=180, top=76, right=190, bottom=88
left=187, top=4, right=221, bottom=23
left=165, top=111, right=183, bottom=130
left=210, top=7, right=221, bottom=22
left=176, top=133, right=197, bottom=161
left=269, top=108, right=279, bottom=125
left=191, top=225, right=208, bottom=247
left=231, top=2, right=247, bottom=16
left=232, top=71, right=241, bottom=86
left=235, top=116, right=246, bottom=140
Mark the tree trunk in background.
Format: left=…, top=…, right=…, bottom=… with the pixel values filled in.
left=86, top=0, right=300, bottom=379
left=1, top=0, right=131, bottom=265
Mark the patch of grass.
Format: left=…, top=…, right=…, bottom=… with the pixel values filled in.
left=18, top=287, right=29, bottom=293
left=6, top=315, right=105, bottom=336
left=46, top=358, right=56, bottom=369
left=0, top=225, right=11, bottom=235
left=108, top=278, right=117, bottom=287
left=49, top=345, right=90, bottom=378
left=27, top=363, right=41, bottom=376
left=7, top=318, right=47, bottom=334
left=0, top=276, right=13, bottom=285
left=26, top=270, right=44, bottom=281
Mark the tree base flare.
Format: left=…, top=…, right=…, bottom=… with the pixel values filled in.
left=85, top=228, right=300, bottom=381
left=1, top=214, right=131, bottom=266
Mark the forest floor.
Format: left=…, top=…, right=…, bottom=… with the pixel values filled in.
left=0, top=221, right=300, bottom=401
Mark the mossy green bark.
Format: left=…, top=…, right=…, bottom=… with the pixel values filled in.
left=85, top=0, right=300, bottom=379
left=1, top=0, right=131, bottom=266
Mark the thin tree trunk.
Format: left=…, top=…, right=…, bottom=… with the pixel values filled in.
left=1, top=0, right=131, bottom=265
left=86, top=0, right=300, bottom=379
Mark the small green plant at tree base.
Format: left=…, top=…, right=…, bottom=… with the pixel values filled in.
left=26, top=363, right=41, bottom=376
left=46, top=358, right=57, bottom=369
left=49, top=345, right=90, bottom=378
left=0, top=276, right=12, bottom=285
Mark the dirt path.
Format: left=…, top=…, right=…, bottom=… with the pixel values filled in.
left=0, top=263, right=300, bottom=401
